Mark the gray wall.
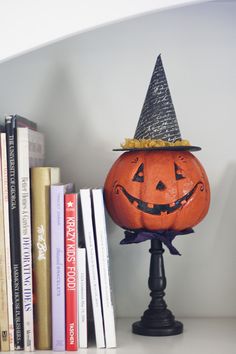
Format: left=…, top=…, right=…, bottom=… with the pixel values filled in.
left=0, top=1, right=235, bottom=317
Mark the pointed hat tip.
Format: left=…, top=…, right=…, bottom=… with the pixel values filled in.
left=156, top=53, right=162, bottom=63
left=156, top=54, right=164, bottom=68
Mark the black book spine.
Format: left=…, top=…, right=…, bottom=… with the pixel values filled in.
left=5, top=115, right=24, bottom=350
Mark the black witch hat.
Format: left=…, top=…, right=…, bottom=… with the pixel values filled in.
left=114, top=55, right=201, bottom=151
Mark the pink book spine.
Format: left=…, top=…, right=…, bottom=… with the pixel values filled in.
left=51, top=184, right=73, bottom=351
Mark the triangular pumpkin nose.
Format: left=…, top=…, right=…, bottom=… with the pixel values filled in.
left=156, top=181, right=166, bottom=191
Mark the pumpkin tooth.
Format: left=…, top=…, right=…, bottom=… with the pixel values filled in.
left=147, top=203, right=154, bottom=208
left=161, top=211, right=168, bottom=216
left=181, top=200, right=187, bottom=205
left=170, top=202, right=175, bottom=207
left=133, top=201, right=139, bottom=207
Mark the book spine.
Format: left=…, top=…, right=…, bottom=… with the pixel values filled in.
left=80, top=189, right=105, bottom=349
left=27, top=130, right=44, bottom=168
left=65, top=193, right=78, bottom=351
left=0, top=140, right=10, bottom=351
left=5, top=115, right=24, bottom=349
left=14, top=115, right=37, bottom=130
left=1, top=133, right=14, bottom=351
left=51, top=185, right=66, bottom=351
left=92, top=189, right=116, bottom=348
left=17, top=128, right=34, bottom=351
left=31, top=167, right=60, bottom=349
left=78, top=248, right=87, bottom=348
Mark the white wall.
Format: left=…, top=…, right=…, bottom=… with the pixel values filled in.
left=0, top=1, right=235, bottom=317
left=0, top=0, right=210, bottom=63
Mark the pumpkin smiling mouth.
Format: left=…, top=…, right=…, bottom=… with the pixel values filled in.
left=115, top=181, right=204, bottom=215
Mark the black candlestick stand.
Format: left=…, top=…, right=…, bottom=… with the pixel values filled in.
left=132, top=238, right=183, bottom=336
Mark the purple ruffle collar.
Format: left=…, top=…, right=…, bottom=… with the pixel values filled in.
left=120, top=228, right=194, bottom=255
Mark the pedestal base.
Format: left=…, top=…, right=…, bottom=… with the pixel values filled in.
left=132, top=320, right=183, bottom=336
left=132, top=239, right=184, bottom=337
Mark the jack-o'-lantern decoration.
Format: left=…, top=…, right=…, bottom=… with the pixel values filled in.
left=104, top=150, right=210, bottom=231
left=104, top=54, right=210, bottom=254
left=104, top=54, right=211, bottom=338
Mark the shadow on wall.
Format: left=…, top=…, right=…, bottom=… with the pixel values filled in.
left=202, top=162, right=236, bottom=267
left=169, top=162, right=236, bottom=317
left=208, top=162, right=236, bottom=303
left=204, top=162, right=236, bottom=316
left=36, top=63, right=114, bottom=189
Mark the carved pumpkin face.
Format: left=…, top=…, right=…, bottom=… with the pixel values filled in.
left=104, top=151, right=210, bottom=231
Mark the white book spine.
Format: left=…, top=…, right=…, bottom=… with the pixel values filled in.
left=92, top=189, right=116, bottom=348
left=17, top=128, right=34, bottom=351
left=1, top=133, right=14, bottom=351
left=80, top=189, right=105, bottom=349
left=78, top=248, right=87, bottom=348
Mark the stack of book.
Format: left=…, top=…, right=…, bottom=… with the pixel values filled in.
left=0, top=114, right=116, bottom=351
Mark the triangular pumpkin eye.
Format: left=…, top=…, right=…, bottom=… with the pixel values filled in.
left=132, top=163, right=144, bottom=182
left=174, top=163, right=185, bottom=180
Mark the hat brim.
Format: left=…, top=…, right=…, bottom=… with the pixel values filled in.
left=113, top=146, right=201, bottom=152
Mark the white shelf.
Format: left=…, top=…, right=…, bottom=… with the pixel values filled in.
left=114, top=318, right=236, bottom=354
left=27, top=318, right=236, bottom=353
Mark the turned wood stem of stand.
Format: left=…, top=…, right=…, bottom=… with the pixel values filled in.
left=148, top=239, right=167, bottom=312
left=140, top=238, right=175, bottom=329
left=132, top=238, right=183, bottom=335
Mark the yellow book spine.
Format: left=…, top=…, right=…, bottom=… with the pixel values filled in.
left=31, top=167, right=60, bottom=350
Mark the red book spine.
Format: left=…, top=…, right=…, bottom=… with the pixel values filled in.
left=65, top=193, right=78, bottom=351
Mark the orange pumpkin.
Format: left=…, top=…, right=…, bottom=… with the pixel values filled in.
left=104, top=150, right=210, bottom=231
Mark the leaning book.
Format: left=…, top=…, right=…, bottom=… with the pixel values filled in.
left=80, top=189, right=105, bottom=349
left=31, top=167, right=60, bottom=349
left=92, top=189, right=116, bottom=348
left=17, top=127, right=45, bottom=351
